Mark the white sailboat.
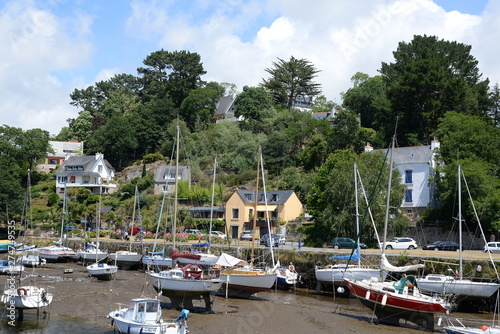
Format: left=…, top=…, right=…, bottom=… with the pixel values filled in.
left=172, top=157, right=219, bottom=268
left=109, top=186, right=143, bottom=269
left=18, top=249, right=46, bottom=267
left=217, top=146, right=276, bottom=298
left=344, top=135, right=451, bottom=331
left=108, top=297, right=189, bottom=334
left=148, top=124, right=222, bottom=310
left=87, top=182, right=117, bottom=280
left=315, top=162, right=385, bottom=293
left=416, top=163, right=500, bottom=301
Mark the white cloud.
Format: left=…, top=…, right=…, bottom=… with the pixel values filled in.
left=0, top=0, right=93, bottom=135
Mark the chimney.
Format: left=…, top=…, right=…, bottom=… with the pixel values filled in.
left=95, top=152, right=103, bottom=160
left=364, top=142, right=373, bottom=152
left=431, top=137, right=440, bottom=151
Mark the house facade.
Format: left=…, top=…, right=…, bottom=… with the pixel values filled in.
left=212, top=94, right=241, bottom=123
left=225, top=189, right=303, bottom=239
left=55, top=153, right=116, bottom=196
left=153, top=165, right=191, bottom=195
left=365, top=138, right=441, bottom=224
left=36, top=140, right=83, bottom=173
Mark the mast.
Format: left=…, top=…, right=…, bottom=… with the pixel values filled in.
left=381, top=136, right=395, bottom=258
left=260, top=149, right=275, bottom=267
left=354, top=162, right=361, bottom=267
left=129, top=186, right=138, bottom=252
left=172, top=124, right=180, bottom=249
left=458, top=163, right=463, bottom=279
left=208, top=157, right=217, bottom=246
left=251, top=146, right=261, bottom=266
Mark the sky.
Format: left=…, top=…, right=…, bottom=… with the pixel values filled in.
left=0, top=0, right=497, bottom=136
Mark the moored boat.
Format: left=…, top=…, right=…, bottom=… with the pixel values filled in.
left=107, top=297, right=189, bottom=334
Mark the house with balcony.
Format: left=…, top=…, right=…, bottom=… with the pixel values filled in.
left=153, top=165, right=191, bottom=195
left=365, top=138, right=441, bottom=224
left=55, top=153, right=116, bottom=196
left=225, top=189, right=303, bottom=239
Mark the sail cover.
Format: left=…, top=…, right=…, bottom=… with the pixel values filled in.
left=380, top=253, right=424, bottom=272
left=215, top=253, right=248, bottom=267
left=330, top=246, right=360, bottom=261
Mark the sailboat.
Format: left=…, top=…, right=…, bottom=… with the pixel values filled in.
left=315, top=162, right=385, bottom=294
left=109, top=186, right=143, bottom=269
left=343, top=136, right=451, bottom=331
left=416, top=163, right=500, bottom=302
left=142, top=190, right=173, bottom=269
left=39, top=186, right=79, bottom=262
left=172, top=157, right=219, bottom=268
left=148, top=124, right=222, bottom=310
left=87, top=182, right=118, bottom=280
left=217, top=146, right=276, bottom=298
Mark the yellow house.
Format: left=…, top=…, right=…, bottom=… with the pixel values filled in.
left=225, top=189, right=303, bottom=239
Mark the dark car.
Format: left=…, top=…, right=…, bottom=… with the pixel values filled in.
left=423, top=241, right=461, bottom=251
left=330, top=237, right=367, bottom=249
left=260, top=234, right=280, bottom=247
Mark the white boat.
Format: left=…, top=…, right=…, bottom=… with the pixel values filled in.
left=108, top=298, right=189, bottom=334
left=87, top=262, right=118, bottom=281
left=109, top=250, right=143, bottom=270
left=1, top=285, right=53, bottom=309
left=0, top=260, right=24, bottom=274
left=142, top=252, right=173, bottom=269
left=149, top=263, right=222, bottom=310
left=344, top=136, right=451, bottom=331
left=18, top=249, right=46, bottom=267
left=78, top=242, right=108, bottom=263
left=274, top=262, right=300, bottom=289
left=445, top=326, right=500, bottom=334
left=417, top=163, right=500, bottom=301
left=217, top=253, right=276, bottom=298
left=109, top=186, right=143, bottom=270
left=87, top=185, right=118, bottom=280
left=38, top=243, right=79, bottom=262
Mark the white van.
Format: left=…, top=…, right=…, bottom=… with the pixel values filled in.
left=484, top=242, right=500, bottom=253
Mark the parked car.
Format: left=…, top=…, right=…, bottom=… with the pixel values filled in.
left=330, top=237, right=367, bottom=249
left=240, top=230, right=253, bottom=241
left=210, top=231, right=227, bottom=240
left=183, top=229, right=205, bottom=236
left=260, top=234, right=280, bottom=247
left=484, top=242, right=500, bottom=253
left=278, top=234, right=286, bottom=245
left=381, top=237, right=418, bottom=250
left=422, top=241, right=461, bottom=251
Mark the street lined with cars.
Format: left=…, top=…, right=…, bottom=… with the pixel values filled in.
left=381, top=237, right=418, bottom=250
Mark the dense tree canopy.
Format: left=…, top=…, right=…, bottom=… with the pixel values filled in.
left=261, top=56, right=321, bottom=111
left=379, top=35, right=490, bottom=146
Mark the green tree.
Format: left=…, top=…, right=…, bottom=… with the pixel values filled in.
left=305, top=150, right=406, bottom=247
left=179, top=84, right=223, bottom=131
left=488, top=83, right=500, bottom=126
left=137, top=49, right=206, bottom=107
left=380, top=35, right=490, bottom=146
left=234, top=86, right=275, bottom=131
left=261, top=56, right=321, bottom=111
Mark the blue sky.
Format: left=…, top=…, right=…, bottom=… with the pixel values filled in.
left=1, top=0, right=499, bottom=135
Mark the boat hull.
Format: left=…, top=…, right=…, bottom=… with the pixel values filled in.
left=1, top=286, right=53, bottom=309
left=444, top=326, right=500, bottom=334
left=344, top=278, right=449, bottom=331
left=108, top=252, right=143, bottom=270
left=219, top=268, right=276, bottom=298
left=87, top=263, right=118, bottom=280
left=416, top=275, right=500, bottom=300
left=315, top=266, right=385, bottom=287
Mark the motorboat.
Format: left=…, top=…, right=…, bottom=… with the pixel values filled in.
left=108, top=297, right=189, bottom=334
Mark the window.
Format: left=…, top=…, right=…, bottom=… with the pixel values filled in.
left=98, top=165, right=103, bottom=173
left=162, top=185, right=168, bottom=192
left=59, top=176, right=68, bottom=183
left=232, top=208, right=239, bottom=219
left=244, top=194, right=252, bottom=201
left=405, top=189, right=413, bottom=203
left=270, top=194, right=279, bottom=202
left=405, top=170, right=413, bottom=184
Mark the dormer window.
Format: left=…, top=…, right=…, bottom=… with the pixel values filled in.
left=244, top=193, right=252, bottom=201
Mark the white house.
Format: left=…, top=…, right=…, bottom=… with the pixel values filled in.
left=55, top=153, right=117, bottom=196
left=365, top=138, right=441, bottom=224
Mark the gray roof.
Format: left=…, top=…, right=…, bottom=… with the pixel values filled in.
left=235, top=189, right=294, bottom=205
left=155, top=165, right=190, bottom=184
left=214, top=94, right=235, bottom=117
left=376, top=145, right=434, bottom=164
left=56, top=155, right=114, bottom=175
left=188, top=207, right=225, bottom=212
